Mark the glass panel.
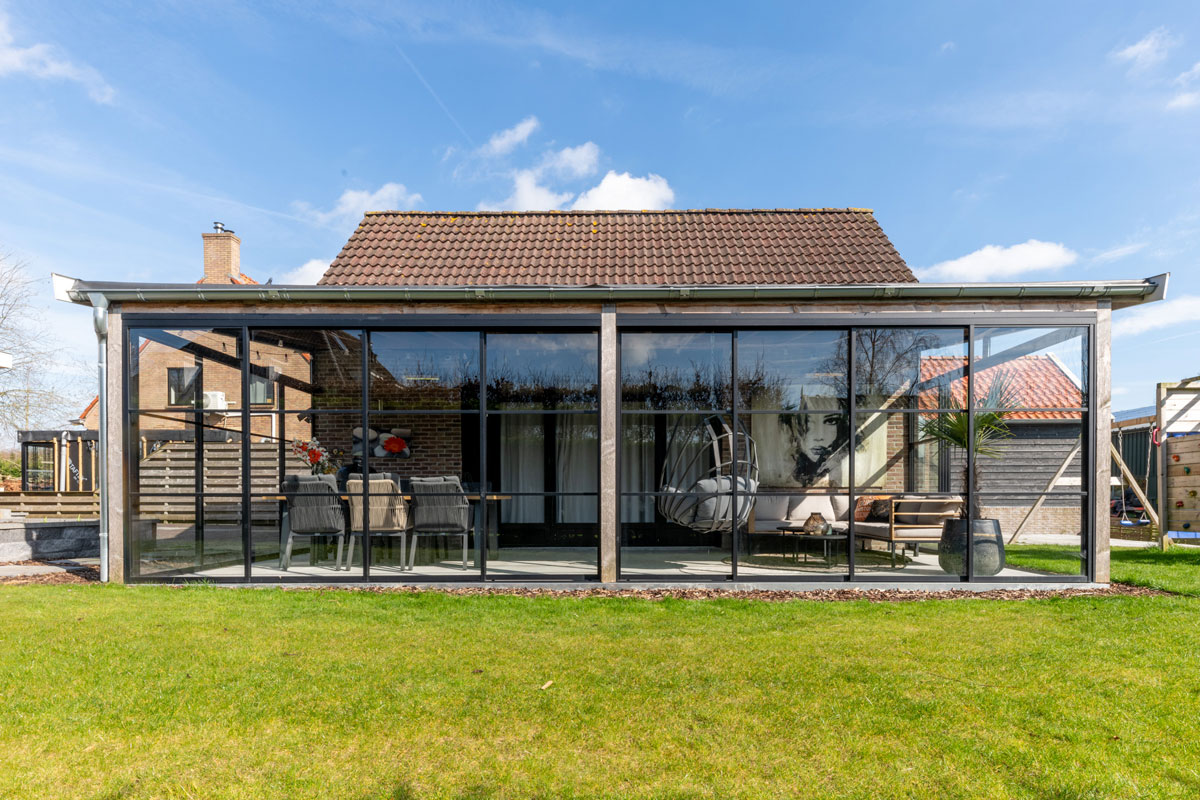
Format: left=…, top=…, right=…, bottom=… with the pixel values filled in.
left=22, top=443, right=54, bottom=491
left=130, top=412, right=245, bottom=495
left=975, top=421, right=1084, bottom=498
left=130, top=328, right=242, bottom=410
left=975, top=494, right=1086, bottom=578
left=742, top=490, right=851, bottom=576
left=129, top=493, right=244, bottom=578
left=487, top=332, right=599, bottom=410
left=250, top=490, right=353, bottom=577
left=368, top=331, right=479, bottom=411
left=484, top=412, right=599, bottom=577
left=754, top=412, right=852, bottom=489
left=973, top=327, right=1087, bottom=410
left=621, top=332, right=732, bottom=410
left=850, top=492, right=963, bottom=578
left=620, top=494, right=733, bottom=578
left=854, top=328, right=967, bottom=410
left=737, top=330, right=848, bottom=410
left=358, top=411, right=480, bottom=576
left=852, top=412, right=964, bottom=493
left=248, top=328, right=364, bottom=411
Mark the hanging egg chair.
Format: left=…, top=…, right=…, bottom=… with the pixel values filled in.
left=657, top=414, right=758, bottom=533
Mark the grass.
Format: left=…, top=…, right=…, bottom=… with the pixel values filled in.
left=2, top=583, right=1200, bottom=798
left=1007, top=544, right=1200, bottom=595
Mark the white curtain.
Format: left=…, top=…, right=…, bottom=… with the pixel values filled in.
left=557, top=414, right=599, bottom=523
left=620, top=417, right=655, bottom=523
left=499, top=415, right=544, bottom=523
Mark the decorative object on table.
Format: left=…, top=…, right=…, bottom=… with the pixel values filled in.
left=289, top=438, right=343, bottom=475
left=802, top=511, right=830, bottom=535
left=938, top=518, right=1005, bottom=576
left=351, top=426, right=414, bottom=460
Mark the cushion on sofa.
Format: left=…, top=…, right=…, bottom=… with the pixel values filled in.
left=754, top=495, right=791, bottom=523
left=829, top=494, right=851, bottom=521
left=853, top=521, right=891, bottom=540
left=787, top=494, right=835, bottom=523
left=920, top=497, right=960, bottom=523
left=868, top=498, right=892, bottom=521
left=854, top=495, right=884, bottom=521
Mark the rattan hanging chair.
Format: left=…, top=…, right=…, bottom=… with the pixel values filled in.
left=657, top=414, right=758, bottom=533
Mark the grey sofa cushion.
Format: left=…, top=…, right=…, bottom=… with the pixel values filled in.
left=853, top=521, right=891, bottom=540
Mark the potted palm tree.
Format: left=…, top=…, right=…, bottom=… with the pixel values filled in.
left=919, top=372, right=1016, bottom=576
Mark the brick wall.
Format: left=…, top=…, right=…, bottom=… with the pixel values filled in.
left=983, top=504, right=1082, bottom=538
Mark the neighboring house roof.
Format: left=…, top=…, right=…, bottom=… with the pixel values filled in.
left=1114, top=405, right=1155, bottom=424
left=919, top=355, right=1083, bottom=420
left=319, top=208, right=915, bottom=287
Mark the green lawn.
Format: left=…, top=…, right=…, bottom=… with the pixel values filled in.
left=1007, top=544, right=1200, bottom=595
left=2, top=583, right=1200, bottom=799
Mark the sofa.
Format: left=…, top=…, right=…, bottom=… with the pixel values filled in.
left=751, top=494, right=852, bottom=533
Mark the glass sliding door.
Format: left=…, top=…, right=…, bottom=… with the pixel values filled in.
left=620, top=332, right=736, bottom=578
left=126, top=328, right=247, bottom=579
left=485, top=332, right=599, bottom=578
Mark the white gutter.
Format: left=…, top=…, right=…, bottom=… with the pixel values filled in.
left=51, top=273, right=1169, bottom=310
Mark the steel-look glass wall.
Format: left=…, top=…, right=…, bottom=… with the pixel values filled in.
left=124, top=323, right=599, bottom=581
left=618, top=323, right=1093, bottom=582
left=122, top=316, right=1093, bottom=583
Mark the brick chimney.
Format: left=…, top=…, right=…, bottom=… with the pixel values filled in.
left=201, top=222, right=241, bottom=284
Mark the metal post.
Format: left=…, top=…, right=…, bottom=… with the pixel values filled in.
left=92, top=299, right=110, bottom=583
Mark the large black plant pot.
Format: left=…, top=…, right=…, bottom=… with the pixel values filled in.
left=938, top=519, right=1005, bottom=576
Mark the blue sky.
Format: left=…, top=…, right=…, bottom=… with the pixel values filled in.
left=1, top=1, right=1199, bottom=408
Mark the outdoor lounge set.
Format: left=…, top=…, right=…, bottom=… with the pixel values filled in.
left=279, top=473, right=473, bottom=571
left=750, top=494, right=964, bottom=565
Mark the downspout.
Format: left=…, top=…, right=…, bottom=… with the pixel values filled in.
left=91, top=296, right=110, bottom=583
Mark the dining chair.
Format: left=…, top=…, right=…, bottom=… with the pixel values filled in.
left=408, top=476, right=472, bottom=570
left=279, top=474, right=346, bottom=570
left=343, top=473, right=411, bottom=570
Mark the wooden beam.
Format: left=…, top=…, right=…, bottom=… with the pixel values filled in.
left=1110, top=442, right=1159, bottom=528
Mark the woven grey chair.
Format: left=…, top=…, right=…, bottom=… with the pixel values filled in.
left=408, top=476, right=472, bottom=570
left=280, top=474, right=346, bottom=570
left=343, top=473, right=411, bottom=571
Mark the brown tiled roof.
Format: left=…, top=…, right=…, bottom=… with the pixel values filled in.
left=920, top=356, right=1083, bottom=421
left=319, top=209, right=914, bottom=286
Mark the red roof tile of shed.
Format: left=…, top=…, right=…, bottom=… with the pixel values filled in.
left=318, top=209, right=915, bottom=286
left=920, top=356, right=1083, bottom=421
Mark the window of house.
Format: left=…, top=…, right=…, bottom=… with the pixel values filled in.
left=166, top=366, right=199, bottom=406
left=250, top=370, right=275, bottom=405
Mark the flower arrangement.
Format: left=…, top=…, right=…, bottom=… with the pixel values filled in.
left=289, top=438, right=342, bottom=475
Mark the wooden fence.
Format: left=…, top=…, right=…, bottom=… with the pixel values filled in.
left=0, top=491, right=100, bottom=520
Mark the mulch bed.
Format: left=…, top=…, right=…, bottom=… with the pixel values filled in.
left=281, top=582, right=1168, bottom=603
left=0, top=563, right=1170, bottom=600
left=0, top=561, right=100, bottom=586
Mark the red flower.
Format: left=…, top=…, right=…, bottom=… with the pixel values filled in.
left=383, top=437, right=407, bottom=454
left=308, top=449, right=323, bottom=465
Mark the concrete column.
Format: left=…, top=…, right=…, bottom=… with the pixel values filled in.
left=599, top=305, right=619, bottom=583
left=1093, top=305, right=1111, bottom=583
left=105, top=307, right=125, bottom=583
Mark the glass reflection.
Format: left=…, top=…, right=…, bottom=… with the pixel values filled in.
left=369, top=331, right=479, bottom=410
left=486, top=332, right=599, bottom=409
left=621, top=332, right=732, bottom=410
left=737, top=330, right=848, bottom=409
left=854, top=328, right=967, bottom=410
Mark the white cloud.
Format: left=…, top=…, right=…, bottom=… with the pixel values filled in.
left=1113, top=295, right=1200, bottom=338
left=916, top=240, right=1078, bottom=281
left=1093, top=242, right=1147, bottom=263
left=1112, top=27, right=1178, bottom=74
left=296, top=182, right=422, bottom=227
left=280, top=258, right=330, bottom=285
left=939, top=41, right=956, bottom=54
left=1177, top=61, right=1200, bottom=85
left=0, top=12, right=114, bottom=103
left=480, top=116, right=539, bottom=157
left=1167, top=92, right=1200, bottom=110
left=571, top=171, right=675, bottom=210
left=542, top=142, right=599, bottom=177
left=478, top=169, right=572, bottom=211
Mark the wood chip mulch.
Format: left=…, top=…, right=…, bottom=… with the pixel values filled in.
left=0, top=561, right=100, bottom=586
left=282, top=582, right=1169, bottom=602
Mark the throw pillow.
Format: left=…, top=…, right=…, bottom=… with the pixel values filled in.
left=854, top=495, right=878, bottom=522
left=868, top=498, right=892, bottom=522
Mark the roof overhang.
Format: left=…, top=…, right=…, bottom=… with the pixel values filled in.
left=51, top=272, right=1168, bottom=311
